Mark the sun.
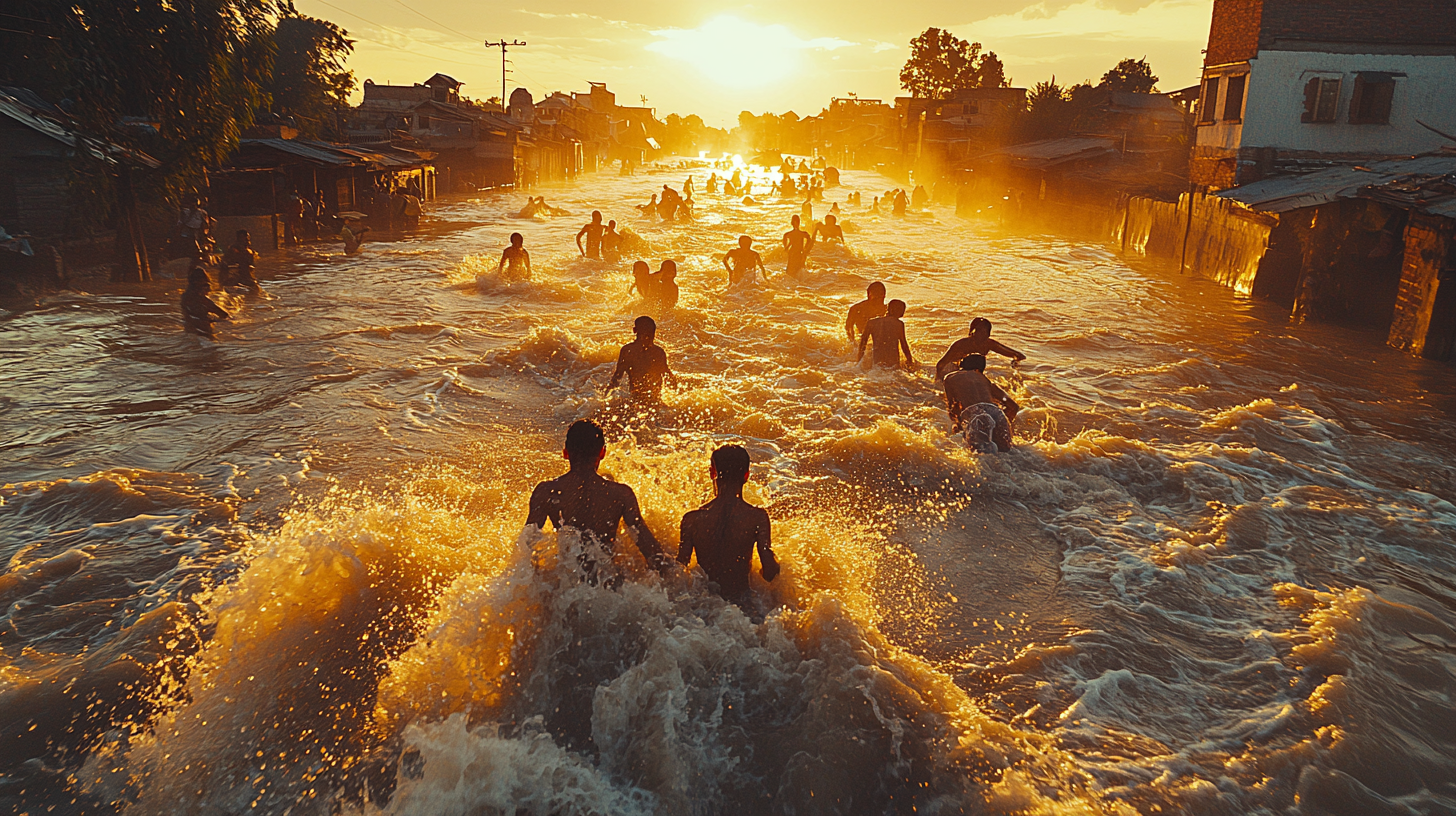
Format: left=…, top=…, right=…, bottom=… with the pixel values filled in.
left=647, top=17, right=806, bottom=88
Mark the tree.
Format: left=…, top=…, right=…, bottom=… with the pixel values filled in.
left=899, top=27, right=1008, bottom=100
left=266, top=12, right=354, bottom=139
left=1100, top=58, right=1158, bottom=94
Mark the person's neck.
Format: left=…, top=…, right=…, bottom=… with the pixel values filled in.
left=567, top=461, right=598, bottom=475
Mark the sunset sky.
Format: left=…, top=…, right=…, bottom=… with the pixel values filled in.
left=295, top=0, right=1215, bottom=127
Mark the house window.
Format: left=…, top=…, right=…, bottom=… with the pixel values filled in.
left=1302, top=76, right=1341, bottom=123
left=1349, top=72, right=1396, bottom=124
left=1198, top=76, right=1220, bottom=123
left=1222, top=75, right=1247, bottom=123
left=417, top=114, right=431, bottom=130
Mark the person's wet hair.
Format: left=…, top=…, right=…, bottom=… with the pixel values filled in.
left=510, top=232, right=524, bottom=245
left=564, top=420, right=605, bottom=463
left=633, top=260, right=650, bottom=274
left=659, top=259, right=677, bottom=277
left=739, top=235, right=752, bottom=247
left=711, top=445, right=750, bottom=489
left=887, top=299, right=906, bottom=317
left=634, top=315, right=656, bottom=334
left=868, top=281, right=886, bottom=297
left=961, top=354, right=987, bottom=371
left=187, top=266, right=209, bottom=288
left=970, top=317, right=992, bottom=334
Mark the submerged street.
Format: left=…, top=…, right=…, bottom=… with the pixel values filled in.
left=4, top=166, right=1456, bottom=814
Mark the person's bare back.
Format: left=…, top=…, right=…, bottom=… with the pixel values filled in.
left=677, top=445, right=779, bottom=603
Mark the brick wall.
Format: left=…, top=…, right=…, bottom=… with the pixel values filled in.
left=1206, top=0, right=1265, bottom=65
left=1260, top=0, right=1456, bottom=51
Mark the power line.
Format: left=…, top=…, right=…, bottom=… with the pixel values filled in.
left=389, top=0, right=478, bottom=43
left=307, top=0, right=488, bottom=61
left=483, top=39, right=526, bottom=108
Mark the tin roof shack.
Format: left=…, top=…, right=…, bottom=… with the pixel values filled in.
left=213, top=138, right=434, bottom=241
left=897, top=88, right=1027, bottom=180
left=1192, top=0, right=1456, bottom=189
left=0, top=87, right=160, bottom=287
left=819, top=97, right=900, bottom=171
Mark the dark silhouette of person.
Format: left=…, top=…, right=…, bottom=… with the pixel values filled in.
left=577, top=210, right=605, bottom=259
left=782, top=215, right=814, bottom=277
left=607, top=315, right=678, bottom=401
left=845, top=281, right=887, bottom=342
left=220, top=230, right=259, bottom=288
left=181, top=266, right=229, bottom=338
left=943, top=354, right=1019, bottom=453
left=525, top=420, right=672, bottom=583
left=498, top=232, right=532, bottom=280
left=723, top=235, right=766, bottom=286
left=677, top=445, right=779, bottom=606
left=652, top=260, right=679, bottom=311
left=857, top=298, right=916, bottom=370
left=933, top=317, right=1026, bottom=382
left=603, top=220, right=622, bottom=263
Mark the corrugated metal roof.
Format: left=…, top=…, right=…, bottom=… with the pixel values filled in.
left=0, top=89, right=160, bottom=168
left=241, top=138, right=358, bottom=166
left=1217, top=155, right=1456, bottom=213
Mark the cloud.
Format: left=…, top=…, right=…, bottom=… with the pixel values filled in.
left=966, top=0, right=1212, bottom=42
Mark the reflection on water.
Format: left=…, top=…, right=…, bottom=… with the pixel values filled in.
left=3, top=167, right=1456, bottom=814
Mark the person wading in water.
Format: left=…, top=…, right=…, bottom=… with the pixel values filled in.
left=677, top=444, right=779, bottom=606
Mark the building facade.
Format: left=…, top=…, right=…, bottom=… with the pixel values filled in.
left=1192, top=0, right=1456, bottom=189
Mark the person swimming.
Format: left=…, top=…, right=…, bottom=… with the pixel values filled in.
left=845, top=281, right=888, bottom=342
left=181, top=265, right=230, bottom=338
left=677, top=444, right=780, bottom=606
left=576, top=210, right=606, bottom=259
left=606, top=315, right=679, bottom=402
left=813, top=214, right=845, bottom=245
left=857, top=299, right=916, bottom=371
left=933, top=317, right=1026, bottom=382
left=943, top=354, right=1019, bottom=453
left=524, top=419, right=673, bottom=584
left=781, top=215, right=814, bottom=278
left=722, top=236, right=766, bottom=287
left=497, top=232, right=532, bottom=281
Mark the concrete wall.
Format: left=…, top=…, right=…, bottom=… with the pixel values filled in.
left=1388, top=214, right=1454, bottom=358
left=1205, top=51, right=1456, bottom=156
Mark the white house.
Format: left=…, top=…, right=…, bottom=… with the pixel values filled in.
left=1192, top=0, right=1456, bottom=189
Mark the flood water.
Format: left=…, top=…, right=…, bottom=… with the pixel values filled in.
left=3, top=166, right=1456, bottom=815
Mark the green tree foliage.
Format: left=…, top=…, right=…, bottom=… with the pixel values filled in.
left=266, top=12, right=354, bottom=139
left=1100, top=58, right=1159, bottom=94
left=899, top=28, right=1008, bottom=100
left=659, top=113, right=729, bottom=156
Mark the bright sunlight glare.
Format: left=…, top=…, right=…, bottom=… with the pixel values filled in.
left=647, top=17, right=852, bottom=89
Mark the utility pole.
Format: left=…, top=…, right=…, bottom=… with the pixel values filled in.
left=483, top=39, right=527, bottom=112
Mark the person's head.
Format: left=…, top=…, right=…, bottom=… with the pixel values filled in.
left=887, top=299, right=906, bottom=318
left=187, top=266, right=209, bottom=289
left=659, top=259, right=677, bottom=279
left=738, top=235, right=752, bottom=249
left=608, top=219, right=617, bottom=231
left=510, top=232, right=524, bottom=247
left=960, top=354, right=987, bottom=372
left=564, top=420, right=606, bottom=467
left=633, top=314, right=657, bottom=341
left=826, top=215, right=837, bottom=225
left=591, top=210, right=602, bottom=223
left=969, top=317, right=991, bottom=338
left=710, top=444, right=751, bottom=494
left=867, top=281, right=886, bottom=302
left=235, top=229, right=250, bottom=246
left=632, top=260, right=650, bottom=278
left=791, top=214, right=801, bottom=227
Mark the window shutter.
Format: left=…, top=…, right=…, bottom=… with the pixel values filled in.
left=1223, top=75, right=1246, bottom=123
left=1301, top=77, right=1320, bottom=123
left=1200, top=77, right=1221, bottom=123
left=1349, top=74, right=1367, bottom=123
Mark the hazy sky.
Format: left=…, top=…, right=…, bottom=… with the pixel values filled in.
left=296, top=0, right=1215, bottom=127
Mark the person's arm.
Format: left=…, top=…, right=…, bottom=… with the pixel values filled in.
left=662, top=351, right=680, bottom=390
left=722, top=252, right=733, bottom=275
left=524, top=482, right=552, bottom=529
left=524, top=250, right=531, bottom=274
left=621, top=488, right=671, bottom=572
left=677, top=515, right=695, bottom=567
left=989, top=338, right=1026, bottom=363
left=933, top=342, right=958, bottom=383
left=945, top=386, right=965, bottom=432
left=845, top=307, right=858, bottom=343
left=607, top=347, right=628, bottom=390
left=756, top=510, right=779, bottom=582
left=990, top=381, right=1020, bottom=422
left=209, top=298, right=230, bottom=320
left=575, top=225, right=586, bottom=255
left=898, top=325, right=915, bottom=369
left=856, top=322, right=871, bottom=362
left=754, top=253, right=766, bottom=277
left=497, top=250, right=507, bottom=271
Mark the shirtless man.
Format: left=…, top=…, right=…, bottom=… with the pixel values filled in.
left=603, top=220, right=622, bottom=264
left=857, top=299, right=916, bottom=371
left=497, top=232, right=531, bottom=280
left=607, top=315, right=679, bottom=401
left=845, top=281, right=888, bottom=342
left=722, top=236, right=766, bottom=286
left=814, top=214, right=845, bottom=245
left=781, top=215, right=814, bottom=278
left=677, top=445, right=779, bottom=606
left=943, top=355, right=1019, bottom=453
left=653, top=261, right=680, bottom=311
left=628, top=260, right=653, bottom=298
left=576, top=210, right=606, bottom=259
left=933, top=317, right=1026, bottom=382
left=525, top=420, right=673, bottom=583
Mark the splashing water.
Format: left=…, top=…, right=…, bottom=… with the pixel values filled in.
left=3, top=167, right=1456, bottom=814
